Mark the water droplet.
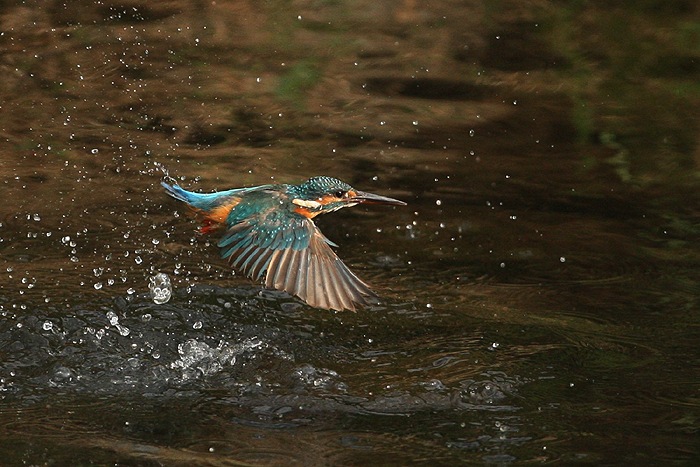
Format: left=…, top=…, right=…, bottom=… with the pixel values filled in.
left=42, top=321, right=53, bottom=331
left=193, top=320, right=203, bottom=330
left=106, top=311, right=119, bottom=326
left=149, top=272, right=172, bottom=304
left=32, top=213, right=41, bottom=221
left=94, top=282, right=103, bottom=290
left=560, top=256, right=566, bottom=263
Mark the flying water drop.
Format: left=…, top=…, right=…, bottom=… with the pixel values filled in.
left=149, top=272, right=172, bottom=304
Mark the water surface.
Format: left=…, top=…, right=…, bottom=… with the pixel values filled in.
left=1, top=1, right=699, bottom=464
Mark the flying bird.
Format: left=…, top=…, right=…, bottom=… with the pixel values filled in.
left=162, top=176, right=405, bottom=311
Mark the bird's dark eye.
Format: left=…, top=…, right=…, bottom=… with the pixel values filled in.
left=335, top=190, right=346, bottom=198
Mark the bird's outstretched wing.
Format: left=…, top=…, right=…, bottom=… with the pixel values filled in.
left=218, top=198, right=377, bottom=311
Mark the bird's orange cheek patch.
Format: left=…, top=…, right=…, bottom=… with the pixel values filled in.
left=319, top=193, right=350, bottom=204
left=319, top=195, right=335, bottom=205
left=318, top=191, right=356, bottom=205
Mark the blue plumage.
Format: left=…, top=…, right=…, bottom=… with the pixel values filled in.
left=163, top=176, right=405, bottom=311
left=161, top=181, right=264, bottom=212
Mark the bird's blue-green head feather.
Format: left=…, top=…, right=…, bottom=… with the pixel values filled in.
left=287, top=176, right=406, bottom=218
left=289, top=176, right=353, bottom=201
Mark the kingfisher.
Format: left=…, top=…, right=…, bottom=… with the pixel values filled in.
left=162, top=176, right=406, bottom=311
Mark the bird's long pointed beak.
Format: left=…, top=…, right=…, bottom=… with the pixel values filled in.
left=353, top=190, right=407, bottom=206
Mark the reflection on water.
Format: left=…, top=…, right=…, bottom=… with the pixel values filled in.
left=1, top=0, right=699, bottom=464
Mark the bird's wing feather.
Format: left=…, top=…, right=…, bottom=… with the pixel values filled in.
left=217, top=197, right=376, bottom=311
left=263, top=231, right=377, bottom=311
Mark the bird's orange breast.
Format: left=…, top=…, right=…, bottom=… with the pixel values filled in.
left=206, top=199, right=241, bottom=223
left=193, top=198, right=242, bottom=233
left=293, top=205, right=321, bottom=219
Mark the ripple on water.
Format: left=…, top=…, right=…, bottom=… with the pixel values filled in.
left=0, top=398, right=110, bottom=438
left=0, top=282, right=535, bottom=465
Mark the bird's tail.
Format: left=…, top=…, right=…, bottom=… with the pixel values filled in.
left=161, top=180, right=243, bottom=212
left=161, top=180, right=219, bottom=211
left=161, top=181, right=193, bottom=204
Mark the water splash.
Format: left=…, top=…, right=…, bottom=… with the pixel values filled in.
left=171, top=338, right=268, bottom=380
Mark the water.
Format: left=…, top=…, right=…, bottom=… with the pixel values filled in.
left=1, top=1, right=699, bottom=464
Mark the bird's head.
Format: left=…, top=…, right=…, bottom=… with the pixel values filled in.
left=288, top=176, right=406, bottom=218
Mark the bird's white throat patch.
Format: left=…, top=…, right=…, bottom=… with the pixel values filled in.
left=292, top=198, right=322, bottom=209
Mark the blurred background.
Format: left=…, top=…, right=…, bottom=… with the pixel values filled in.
left=0, top=0, right=698, bottom=464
